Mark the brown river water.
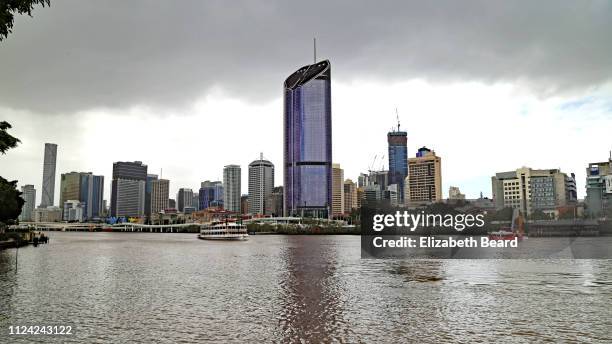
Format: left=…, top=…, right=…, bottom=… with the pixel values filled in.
left=1, top=232, right=611, bottom=343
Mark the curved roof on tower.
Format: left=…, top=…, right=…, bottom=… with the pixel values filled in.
left=249, top=159, right=274, bottom=167
left=284, top=60, right=330, bottom=90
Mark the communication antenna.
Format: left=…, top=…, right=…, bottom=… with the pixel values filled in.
left=396, top=108, right=400, bottom=132
left=313, top=37, right=317, bottom=63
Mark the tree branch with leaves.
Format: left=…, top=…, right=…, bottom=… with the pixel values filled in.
left=0, top=0, right=50, bottom=41
left=0, top=121, right=21, bottom=154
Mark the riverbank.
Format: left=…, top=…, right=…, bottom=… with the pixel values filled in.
left=247, top=223, right=360, bottom=235
left=0, top=232, right=48, bottom=250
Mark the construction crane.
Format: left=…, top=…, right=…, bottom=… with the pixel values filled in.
left=368, top=155, right=377, bottom=173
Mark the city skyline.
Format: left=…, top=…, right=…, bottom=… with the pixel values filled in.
left=1, top=1, right=612, bottom=204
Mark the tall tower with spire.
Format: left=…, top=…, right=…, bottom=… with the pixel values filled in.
left=388, top=111, right=408, bottom=204
left=283, top=51, right=332, bottom=217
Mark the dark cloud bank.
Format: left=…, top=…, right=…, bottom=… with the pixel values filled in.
left=1, top=0, right=611, bottom=114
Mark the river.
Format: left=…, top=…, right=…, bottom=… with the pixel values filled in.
left=1, top=232, right=611, bottom=343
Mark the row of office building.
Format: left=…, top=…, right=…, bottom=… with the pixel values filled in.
left=18, top=144, right=283, bottom=222
left=491, top=155, right=612, bottom=218
left=108, top=158, right=276, bottom=221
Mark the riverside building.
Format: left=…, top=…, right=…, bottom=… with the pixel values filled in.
left=59, top=172, right=104, bottom=220
left=284, top=59, right=332, bottom=218
left=388, top=122, right=408, bottom=204
left=492, top=167, right=577, bottom=216
left=110, top=161, right=147, bottom=218
left=223, top=165, right=241, bottom=213
left=248, top=154, right=274, bottom=215
left=18, top=185, right=36, bottom=222
left=331, top=164, right=344, bottom=216
left=585, top=154, right=612, bottom=217
left=406, top=147, right=442, bottom=206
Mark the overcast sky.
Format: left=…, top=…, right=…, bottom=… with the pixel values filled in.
left=1, top=0, right=611, bottom=205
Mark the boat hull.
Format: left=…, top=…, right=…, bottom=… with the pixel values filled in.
left=487, top=232, right=524, bottom=241
left=198, top=234, right=249, bottom=241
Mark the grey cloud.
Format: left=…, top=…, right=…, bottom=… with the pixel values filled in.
left=0, top=0, right=611, bottom=114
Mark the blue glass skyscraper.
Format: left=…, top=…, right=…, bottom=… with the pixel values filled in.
left=77, top=173, right=104, bottom=219
left=199, top=181, right=224, bottom=209
left=284, top=60, right=332, bottom=218
left=388, top=127, right=407, bottom=203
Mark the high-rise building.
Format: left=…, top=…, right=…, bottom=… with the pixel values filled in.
left=168, top=198, right=176, bottom=209
left=111, top=161, right=147, bottom=218
left=40, top=143, right=57, bottom=207
left=343, top=179, right=357, bottom=213
left=331, top=164, right=344, bottom=216
left=492, top=167, right=577, bottom=215
left=358, top=173, right=368, bottom=188
left=388, top=124, right=408, bottom=204
left=192, top=194, right=200, bottom=211
left=223, top=165, right=241, bottom=212
left=145, top=174, right=158, bottom=217
left=366, top=170, right=389, bottom=190
left=585, top=155, right=612, bottom=217
left=80, top=174, right=104, bottom=219
left=284, top=60, right=332, bottom=218
left=87, top=174, right=105, bottom=219
left=59, top=172, right=81, bottom=207
left=406, top=147, right=442, bottom=206
left=19, top=185, right=36, bottom=222
left=363, top=184, right=383, bottom=204
left=177, top=188, right=194, bottom=212
left=199, top=181, right=224, bottom=209
left=266, top=186, right=284, bottom=217
left=356, top=187, right=364, bottom=209
left=150, top=179, right=169, bottom=214
left=240, top=194, right=249, bottom=215
left=59, top=172, right=104, bottom=220
left=248, top=154, right=274, bottom=215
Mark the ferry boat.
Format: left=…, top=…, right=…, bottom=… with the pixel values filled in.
left=488, top=229, right=522, bottom=241
left=198, top=221, right=249, bottom=241
left=488, top=208, right=526, bottom=241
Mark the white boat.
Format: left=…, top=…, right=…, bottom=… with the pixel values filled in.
left=198, top=221, right=249, bottom=241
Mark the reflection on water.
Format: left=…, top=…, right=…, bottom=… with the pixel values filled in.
left=278, top=236, right=351, bottom=342
left=0, top=232, right=611, bottom=343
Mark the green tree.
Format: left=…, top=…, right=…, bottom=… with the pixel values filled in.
left=529, top=209, right=551, bottom=221
left=0, top=0, right=50, bottom=41
left=0, top=176, right=24, bottom=227
left=558, top=209, right=577, bottom=220
left=0, top=121, right=21, bottom=154
left=485, top=207, right=514, bottom=222
left=0, top=121, right=24, bottom=228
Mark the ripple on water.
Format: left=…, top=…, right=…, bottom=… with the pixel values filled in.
left=0, top=233, right=611, bottom=343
